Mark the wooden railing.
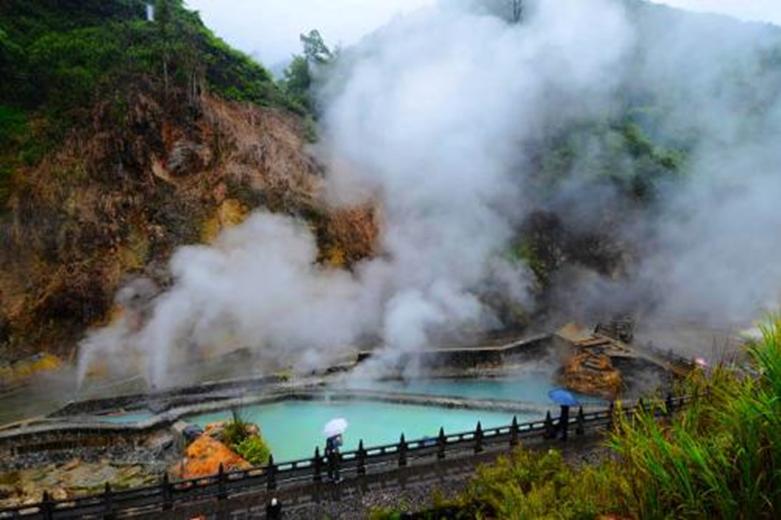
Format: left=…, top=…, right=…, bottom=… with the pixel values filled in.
left=0, top=395, right=691, bottom=519
left=643, top=342, right=698, bottom=371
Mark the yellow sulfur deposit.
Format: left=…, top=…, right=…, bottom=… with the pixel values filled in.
left=0, top=353, right=62, bottom=388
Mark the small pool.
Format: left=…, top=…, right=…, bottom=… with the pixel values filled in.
left=92, top=410, right=155, bottom=424
left=187, top=400, right=529, bottom=462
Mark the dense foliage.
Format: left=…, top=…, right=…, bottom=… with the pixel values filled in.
left=375, top=319, right=781, bottom=519
left=235, top=436, right=272, bottom=466
left=534, top=117, right=685, bottom=203
left=0, top=0, right=292, bottom=111
left=281, top=29, right=335, bottom=115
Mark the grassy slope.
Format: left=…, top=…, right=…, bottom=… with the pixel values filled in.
left=0, top=0, right=302, bottom=209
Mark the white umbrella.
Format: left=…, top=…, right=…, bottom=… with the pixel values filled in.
left=323, top=418, right=348, bottom=438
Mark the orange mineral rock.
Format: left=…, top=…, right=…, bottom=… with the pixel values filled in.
left=174, top=435, right=250, bottom=479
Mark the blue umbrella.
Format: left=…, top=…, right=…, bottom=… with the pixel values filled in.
left=548, top=388, right=579, bottom=407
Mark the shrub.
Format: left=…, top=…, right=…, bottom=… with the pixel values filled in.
left=221, top=406, right=272, bottom=466
left=235, top=436, right=272, bottom=467
left=221, top=407, right=249, bottom=448
left=455, top=448, right=621, bottom=519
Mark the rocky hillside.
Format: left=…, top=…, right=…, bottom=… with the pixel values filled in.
left=0, top=1, right=376, bottom=361
left=2, top=0, right=779, bottom=363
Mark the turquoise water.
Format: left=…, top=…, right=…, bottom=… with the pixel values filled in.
left=188, top=400, right=527, bottom=462
left=92, top=375, right=603, bottom=460
left=85, top=374, right=603, bottom=460
left=340, top=374, right=604, bottom=405
left=93, top=410, right=154, bottom=424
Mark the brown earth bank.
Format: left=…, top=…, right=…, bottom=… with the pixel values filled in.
left=0, top=83, right=378, bottom=362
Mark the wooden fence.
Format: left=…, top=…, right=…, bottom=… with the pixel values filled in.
left=0, top=395, right=691, bottom=519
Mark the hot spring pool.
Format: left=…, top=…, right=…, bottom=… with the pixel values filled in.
left=340, top=374, right=602, bottom=404
left=93, top=410, right=155, bottom=424
left=85, top=373, right=602, bottom=461
left=187, top=400, right=530, bottom=462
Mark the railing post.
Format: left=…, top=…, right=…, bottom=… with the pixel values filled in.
left=267, top=455, right=277, bottom=491
left=357, top=440, right=366, bottom=476
left=398, top=434, right=407, bottom=467
left=313, top=446, right=322, bottom=482
left=161, top=473, right=172, bottom=511
left=510, top=416, right=519, bottom=447
left=41, top=491, right=53, bottom=520
left=559, top=405, right=570, bottom=441
left=608, top=401, right=615, bottom=430
left=266, top=497, right=282, bottom=520
left=217, top=463, right=227, bottom=501
left=544, top=411, right=555, bottom=439
left=474, top=421, right=483, bottom=453
left=665, top=393, right=674, bottom=415
left=104, top=482, right=115, bottom=520
left=576, top=406, right=585, bottom=436
left=437, top=427, right=446, bottom=460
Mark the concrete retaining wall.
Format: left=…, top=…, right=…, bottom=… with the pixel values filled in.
left=0, top=387, right=573, bottom=466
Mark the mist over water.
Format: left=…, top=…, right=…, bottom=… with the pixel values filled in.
left=78, top=0, right=781, bottom=387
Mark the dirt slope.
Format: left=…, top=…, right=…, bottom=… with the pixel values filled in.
left=0, top=85, right=376, bottom=360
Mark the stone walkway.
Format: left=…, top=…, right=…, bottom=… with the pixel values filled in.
left=181, top=434, right=609, bottom=520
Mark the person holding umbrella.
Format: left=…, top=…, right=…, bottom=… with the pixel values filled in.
left=548, top=388, right=579, bottom=441
left=323, top=418, right=348, bottom=483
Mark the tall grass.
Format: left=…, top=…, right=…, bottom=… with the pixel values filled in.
left=610, top=318, right=781, bottom=519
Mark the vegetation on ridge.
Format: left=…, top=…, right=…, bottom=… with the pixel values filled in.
left=0, top=0, right=295, bottom=113
left=0, top=0, right=307, bottom=208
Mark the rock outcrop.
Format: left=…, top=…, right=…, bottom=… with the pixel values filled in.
left=0, top=459, right=157, bottom=509
left=0, top=87, right=379, bottom=361
left=560, top=351, right=622, bottom=399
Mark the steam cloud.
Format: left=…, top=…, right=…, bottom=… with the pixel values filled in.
left=566, top=4, right=781, bottom=328
left=79, top=0, right=781, bottom=386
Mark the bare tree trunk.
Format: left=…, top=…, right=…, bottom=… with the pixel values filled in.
left=512, top=0, right=523, bottom=23
left=163, top=58, right=169, bottom=96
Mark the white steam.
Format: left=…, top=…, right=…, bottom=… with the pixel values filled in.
left=541, top=3, right=781, bottom=330
left=624, top=6, right=781, bottom=326
left=78, top=0, right=635, bottom=387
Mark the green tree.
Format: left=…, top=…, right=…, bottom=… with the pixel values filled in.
left=155, top=0, right=173, bottom=91
left=282, top=55, right=311, bottom=104
left=282, top=29, right=334, bottom=114
left=155, top=0, right=175, bottom=34
left=301, top=29, right=332, bottom=64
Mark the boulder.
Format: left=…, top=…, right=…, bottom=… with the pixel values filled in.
left=166, top=139, right=209, bottom=176
left=204, top=421, right=226, bottom=439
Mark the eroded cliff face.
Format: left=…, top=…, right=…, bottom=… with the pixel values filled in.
left=0, top=85, right=377, bottom=360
